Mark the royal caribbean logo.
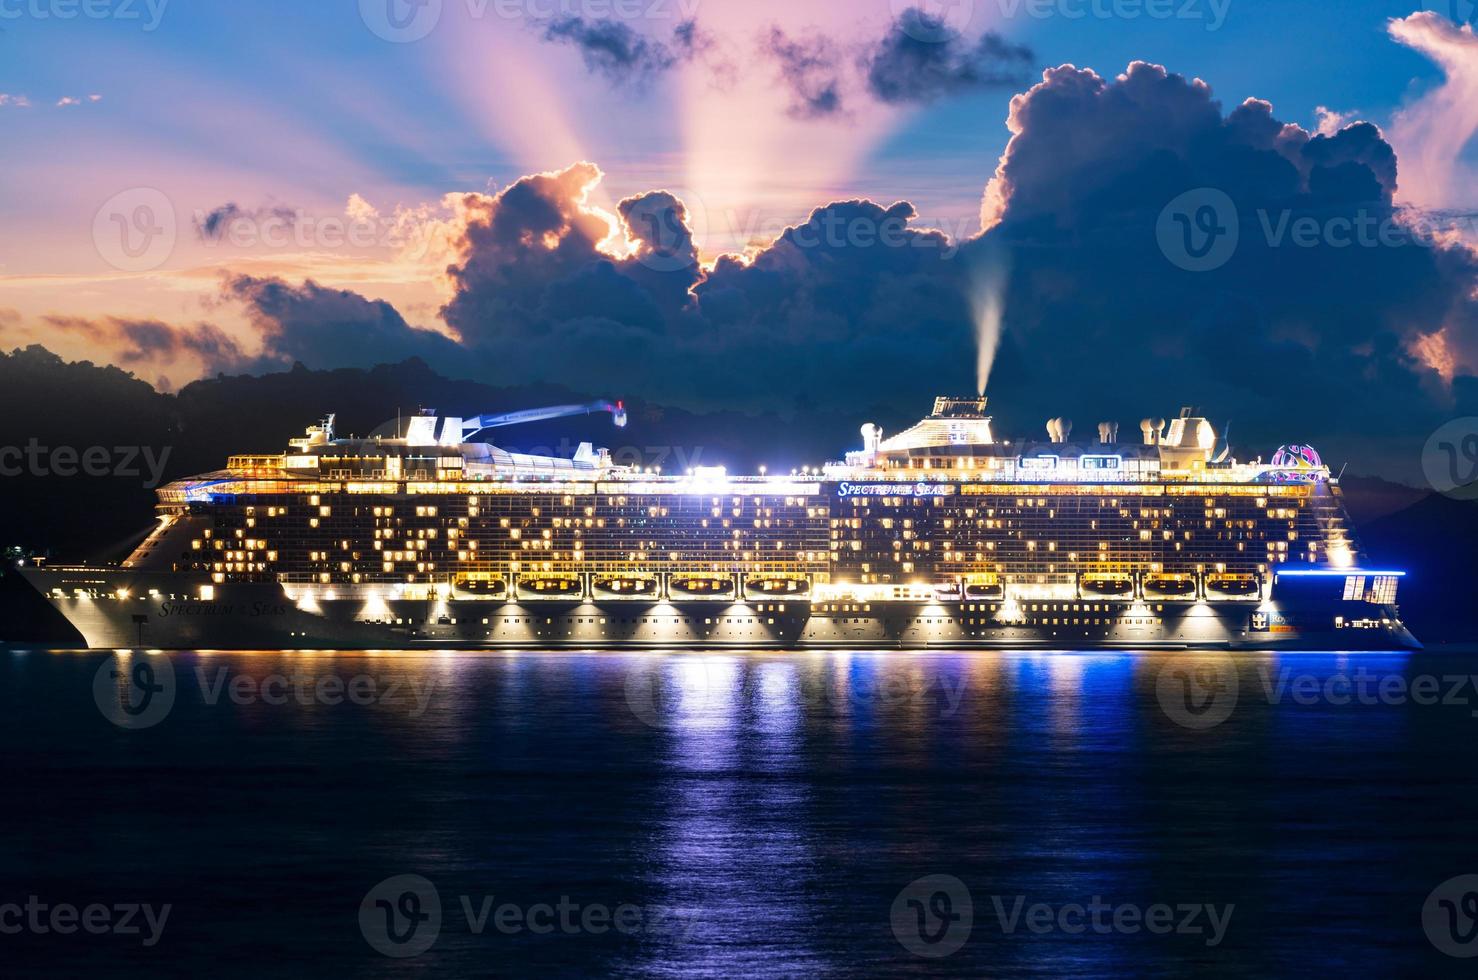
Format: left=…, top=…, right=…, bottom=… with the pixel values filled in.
left=836, top=482, right=956, bottom=499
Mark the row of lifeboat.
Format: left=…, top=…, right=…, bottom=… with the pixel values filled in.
left=465, top=572, right=1260, bottom=603
left=455, top=575, right=810, bottom=602
left=946, top=574, right=1261, bottom=602
left=1078, top=574, right=1261, bottom=600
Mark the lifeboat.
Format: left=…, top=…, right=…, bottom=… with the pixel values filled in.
left=933, top=580, right=962, bottom=601
left=1081, top=576, right=1134, bottom=599
left=517, top=575, right=584, bottom=598
left=453, top=576, right=507, bottom=598
left=1206, top=575, right=1260, bottom=599
left=592, top=576, right=660, bottom=599
left=963, top=582, right=1005, bottom=601
left=744, top=577, right=810, bottom=600
left=1143, top=576, right=1198, bottom=599
left=668, top=575, right=735, bottom=598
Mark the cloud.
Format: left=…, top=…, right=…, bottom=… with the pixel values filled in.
left=0, top=94, right=31, bottom=108
left=535, top=16, right=708, bottom=89
left=42, top=314, right=248, bottom=371
left=222, top=275, right=469, bottom=374
left=195, top=202, right=301, bottom=242
left=966, top=59, right=1478, bottom=477
left=760, top=26, right=846, bottom=119
left=1314, top=105, right=1356, bottom=137
left=436, top=161, right=974, bottom=405
left=863, top=9, right=1033, bottom=105
left=29, top=41, right=1478, bottom=481
left=980, top=63, right=1397, bottom=229
left=345, top=193, right=379, bottom=222
left=1387, top=13, right=1478, bottom=210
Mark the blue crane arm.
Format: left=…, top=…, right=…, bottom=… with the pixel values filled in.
left=461, top=401, right=627, bottom=438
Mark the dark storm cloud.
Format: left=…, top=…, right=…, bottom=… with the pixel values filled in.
left=760, top=26, right=846, bottom=118
left=535, top=16, right=708, bottom=88
left=428, top=62, right=1478, bottom=475
left=195, top=202, right=299, bottom=242
left=101, top=55, right=1478, bottom=480
left=863, top=9, right=1033, bottom=105
left=43, top=314, right=248, bottom=369
left=966, top=60, right=1478, bottom=476
left=435, top=163, right=974, bottom=406
left=223, top=275, right=469, bottom=374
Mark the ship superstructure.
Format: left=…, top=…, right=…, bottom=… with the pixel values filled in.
left=21, top=396, right=1416, bottom=650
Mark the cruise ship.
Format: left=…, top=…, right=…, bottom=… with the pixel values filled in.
left=20, top=396, right=1417, bottom=650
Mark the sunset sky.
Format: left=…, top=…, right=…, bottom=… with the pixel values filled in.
left=2, top=1, right=1477, bottom=478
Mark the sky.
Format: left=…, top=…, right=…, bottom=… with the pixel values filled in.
left=2, top=0, right=1478, bottom=480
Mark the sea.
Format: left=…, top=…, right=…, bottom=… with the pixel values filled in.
left=2, top=647, right=1477, bottom=977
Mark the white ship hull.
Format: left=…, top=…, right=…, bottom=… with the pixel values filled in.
left=21, top=568, right=1420, bottom=652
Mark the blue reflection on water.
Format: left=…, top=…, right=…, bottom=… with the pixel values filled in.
left=1, top=647, right=1472, bottom=977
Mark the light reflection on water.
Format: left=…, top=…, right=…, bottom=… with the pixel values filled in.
left=1, top=647, right=1472, bottom=977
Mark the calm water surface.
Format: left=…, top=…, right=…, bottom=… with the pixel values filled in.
left=2, top=648, right=1476, bottom=977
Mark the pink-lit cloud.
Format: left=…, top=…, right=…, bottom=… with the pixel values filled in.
left=1387, top=13, right=1478, bottom=210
